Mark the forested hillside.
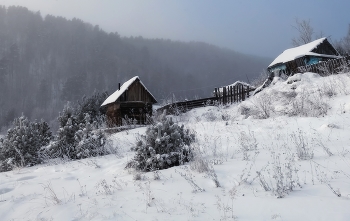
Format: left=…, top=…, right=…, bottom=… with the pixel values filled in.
left=0, top=6, right=270, bottom=130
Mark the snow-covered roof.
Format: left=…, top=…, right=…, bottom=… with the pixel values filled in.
left=268, top=38, right=340, bottom=68
left=224, top=81, right=253, bottom=88
left=101, top=76, right=156, bottom=107
left=215, top=81, right=254, bottom=93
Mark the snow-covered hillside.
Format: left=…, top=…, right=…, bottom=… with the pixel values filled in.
left=1, top=73, right=350, bottom=220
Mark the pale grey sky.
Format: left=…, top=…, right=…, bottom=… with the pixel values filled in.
left=0, top=0, right=349, bottom=58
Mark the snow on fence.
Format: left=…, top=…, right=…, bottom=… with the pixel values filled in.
left=158, top=83, right=254, bottom=114
left=297, top=55, right=350, bottom=76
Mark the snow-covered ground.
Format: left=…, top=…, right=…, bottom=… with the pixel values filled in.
left=1, top=73, right=350, bottom=220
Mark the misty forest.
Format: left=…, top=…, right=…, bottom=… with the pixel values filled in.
left=0, top=6, right=269, bottom=131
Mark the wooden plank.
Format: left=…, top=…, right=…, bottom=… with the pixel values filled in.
left=234, top=85, right=237, bottom=103
left=223, top=87, right=225, bottom=104
left=238, top=85, right=241, bottom=102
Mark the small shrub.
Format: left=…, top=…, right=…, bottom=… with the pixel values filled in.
left=291, top=129, right=313, bottom=160
left=190, top=152, right=220, bottom=187
left=257, top=152, right=301, bottom=198
left=95, top=179, right=113, bottom=195
left=175, top=166, right=205, bottom=192
left=153, top=170, right=161, bottom=180
left=288, top=89, right=328, bottom=117
left=190, top=155, right=210, bottom=173
left=133, top=172, right=142, bottom=181
left=250, top=94, right=273, bottom=119
left=126, top=114, right=195, bottom=172
left=238, top=130, right=257, bottom=161
left=42, top=182, right=61, bottom=205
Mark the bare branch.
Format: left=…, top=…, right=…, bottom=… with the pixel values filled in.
left=292, top=19, right=314, bottom=46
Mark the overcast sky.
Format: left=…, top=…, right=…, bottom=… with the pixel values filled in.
left=0, top=0, right=349, bottom=58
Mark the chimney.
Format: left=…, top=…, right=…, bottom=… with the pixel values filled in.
left=119, top=83, right=121, bottom=90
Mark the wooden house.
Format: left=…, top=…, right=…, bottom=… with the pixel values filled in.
left=101, top=76, right=157, bottom=127
left=267, top=37, right=341, bottom=76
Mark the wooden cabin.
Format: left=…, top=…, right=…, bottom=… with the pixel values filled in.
left=267, top=37, right=341, bottom=76
left=101, top=76, right=157, bottom=127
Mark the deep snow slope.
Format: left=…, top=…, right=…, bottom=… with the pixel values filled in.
left=1, top=73, right=350, bottom=221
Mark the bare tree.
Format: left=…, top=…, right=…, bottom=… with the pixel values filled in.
left=344, top=25, right=350, bottom=54
left=292, top=19, right=314, bottom=46
left=333, top=25, right=350, bottom=56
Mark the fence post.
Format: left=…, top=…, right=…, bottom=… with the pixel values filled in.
left=233, top=85, right=236, bottom=102
left=223, top=87, right=227, bottom=105
left=247, top=86, right=250, bottom=98
left=241, top=84, right=245, bottom=101
left=235, top=85, right=238, bottom=102
left=239, top=85, right=241, bottom=102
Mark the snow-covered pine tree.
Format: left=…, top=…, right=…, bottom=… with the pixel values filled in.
left=127, top=114, right=195, bottom=172
left=76, top=92, right=108, bottom=127
left=0, top=115, right=52, bottom=171
left=74, top=113, right=107, bottom=158
left=45, top=102, right=108, bottom=160
left=47, top=103, right=79, bottom=159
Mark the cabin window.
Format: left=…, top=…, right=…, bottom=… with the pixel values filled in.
left=269, top=64, right=286, bottom=74
left=304, top=57, right=321, bottom=65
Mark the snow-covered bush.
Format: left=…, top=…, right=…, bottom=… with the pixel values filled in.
left=43, top=97, right=109, bottom=160
left=250, top=94, right=273, bottom=119
left=238, top=92, right=273, bottom=119
left=238, top=130, right=258, bottom=161
left=127, top=114, right=195, bottom=172
left=200, top=106, right=231, bottom=122
left=0, top=115, right=52, bottom=171
left=288, top=89, right=329, bottom=117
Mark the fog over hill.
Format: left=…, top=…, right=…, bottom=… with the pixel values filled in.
left=0, top=5, right=270, bottom=130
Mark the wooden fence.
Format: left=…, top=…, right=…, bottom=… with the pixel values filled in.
left=214, top=83, right=252, bottom=104
left=296, top=55, right=350, bottom=76
left=158, top=83, right=254, bottom=114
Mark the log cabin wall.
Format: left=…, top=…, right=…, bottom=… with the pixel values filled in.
left=106, top=103, right=121, bottom=127
left=126, top=79, right=155, bottom=103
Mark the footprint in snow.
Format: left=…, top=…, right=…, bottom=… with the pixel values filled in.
left=0, top=188, right=13, bottom=195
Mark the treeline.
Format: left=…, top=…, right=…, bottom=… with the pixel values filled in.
left=0, top=5, right=270, bottom=130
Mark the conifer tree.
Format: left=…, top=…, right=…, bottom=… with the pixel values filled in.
left=128, top=113, right=195, bottom=172
left=0, top=115, right=52, bottom=171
